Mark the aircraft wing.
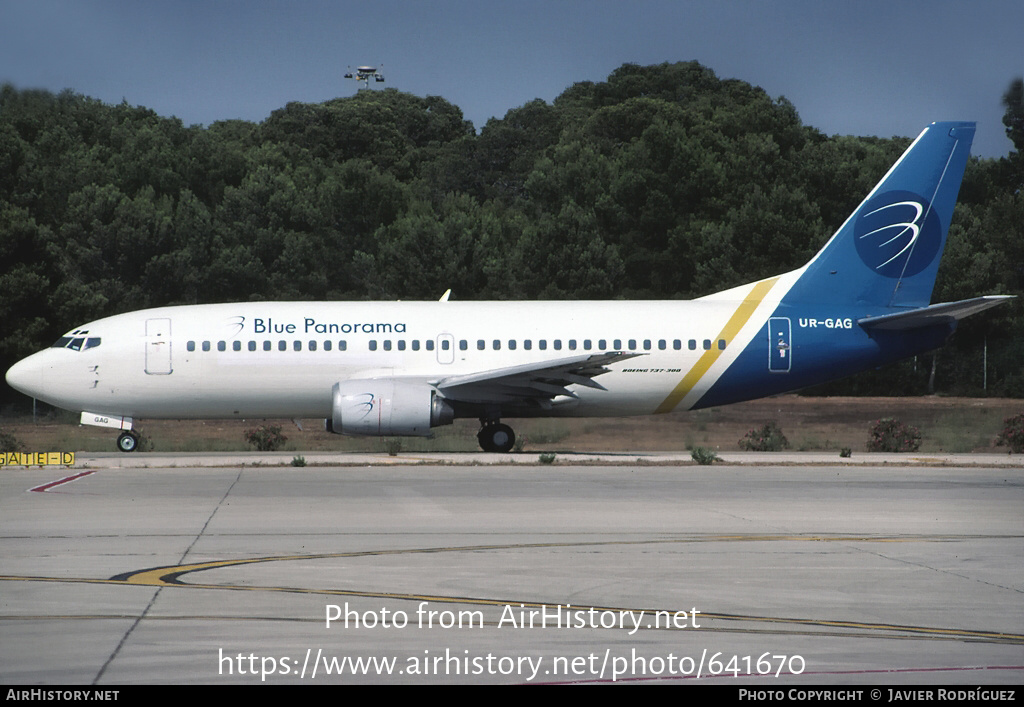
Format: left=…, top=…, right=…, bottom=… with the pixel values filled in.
left=857, top=296, right=1014, bottom=331
left=432, top=351, right=642, bottom=407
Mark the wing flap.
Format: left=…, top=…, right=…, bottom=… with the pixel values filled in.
left=433, top=351, right=641, bottom=405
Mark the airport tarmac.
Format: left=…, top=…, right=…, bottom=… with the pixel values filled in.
left=1, top=458, right=1021, bottom=685
left=53, top=448, right=1024, bottom=468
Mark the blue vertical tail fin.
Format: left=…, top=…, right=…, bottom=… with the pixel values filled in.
left=783, top=121, right=975, bottom=309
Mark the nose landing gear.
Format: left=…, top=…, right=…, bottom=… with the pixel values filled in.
left=117, top=431, right=140, bottom=453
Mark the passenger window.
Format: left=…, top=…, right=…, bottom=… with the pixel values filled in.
left=718, top=339, right=727, bottom=350
left=614, top=339, right=622, bottom=349
left=411, top=340, right=419, bottom=351
left=441, top=339, right=450, bottom=351
left=539, top=340, right=547, bottom=350
left=584, top=339, right=592, bottom=350
left=568, top=339, right=576, bottom=350
left=217, top=341, right=225, bottom=352
left=398, top=340, right=407, bottom=351
left=187, top=341, right=196, bottom=352
left=383, top=340, right=392, bottom=351
left=369, top=340, right=377, bottom=351
left=309, top=340, right=317, bottom=351
left=658, top=340, right=666, bottom=350
left=509, top=340, right=517, bottom=350
left=324, top=340, right=332, bottom=351
left=233, top=341, right=241, bottom=351
left=263, top=341, right=272, bottom=351
left=278, top=340, right=287, bottom=351
left=202, top=341, right=211, bottom=352
left=459, top=340, right=467, bottom=351
left=293, top=341, right=302, bottom=351
left=598, top=339, right=606, bottom=349
left=248, top=341, right=257, bottom=351
left=673, top=339, right=681, bottom=350
left=524, top=340, right=532, bottom=350
left=643, top=339, right=651, bottom=350
left=477, top=340, right=485, bottom=350
left=426, top=340, right=434, bottom=351
left=688, top=340, right=696, bottom=350
left=703, top=339, right=711, bottom=350
left=493, top=339, right=501, bottom=350
left=554, top=340, right=562, bottom=350
left=628, top=339, right=636, bottom=350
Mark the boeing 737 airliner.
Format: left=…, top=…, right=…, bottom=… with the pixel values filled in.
left=5, top=122, right=1012, bottom=452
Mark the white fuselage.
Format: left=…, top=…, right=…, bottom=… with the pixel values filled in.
left=10, top=280, right=792, bottom=422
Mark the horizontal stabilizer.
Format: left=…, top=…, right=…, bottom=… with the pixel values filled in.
left=857, top=296, right=1014, bottom=330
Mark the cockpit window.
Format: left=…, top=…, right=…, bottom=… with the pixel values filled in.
left=50, top=336, right=101, bottom=351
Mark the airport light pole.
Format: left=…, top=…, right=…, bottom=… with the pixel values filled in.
left=344, top=66, right=385, bottom=90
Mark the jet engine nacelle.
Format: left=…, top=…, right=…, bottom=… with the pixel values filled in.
left=326, top=379, right=454, bottom=437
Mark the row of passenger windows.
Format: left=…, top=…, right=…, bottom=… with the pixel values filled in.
left=185, top=338, right=728, bottom=353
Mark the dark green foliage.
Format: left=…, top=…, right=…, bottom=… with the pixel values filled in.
left=996, top=413, right=1024, bottom=453
left=866, top=418, right=921, bottom=453
left=244, top=425, right=287, bottom=452
left=738, top=422, right=789, bottom=451
left=691, top=447, right=721, bottom=465
left=1001, top=78, right=1024, bottom=192
left=1, top=63, right=1022, bottom=408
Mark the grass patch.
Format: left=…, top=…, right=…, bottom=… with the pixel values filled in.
left=796, top=436, right=837, bottom=451
left=1, top=397, right=1021, bottom=454
left=519, top=421, right=571, bottom=445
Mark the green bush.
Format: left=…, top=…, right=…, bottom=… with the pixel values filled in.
left=996, top=413, right=1024, bottom=453
left=866, top=417, right=921, bottom=452
left=291, top=455, right=306, bottom=467
left=243, top=424, right=288, bottom=451
left=691, top=447, right=721, bottom=465
left=538, top=452, right=556, bottom=464
left=739, top=422, right=789, bottom=451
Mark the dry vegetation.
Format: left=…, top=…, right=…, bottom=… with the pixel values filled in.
left=3, top=396, right=1021, bottom=455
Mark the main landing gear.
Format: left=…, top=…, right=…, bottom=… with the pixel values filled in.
left=117, top=431, right=140, bottom=453
left=477, top=420, right=515, bottom=453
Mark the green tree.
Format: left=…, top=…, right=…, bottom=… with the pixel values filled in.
left=1000, top=77, right=1023, bottom=191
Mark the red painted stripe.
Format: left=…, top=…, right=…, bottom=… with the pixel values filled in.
left=29, top=470, right=96, bottom=493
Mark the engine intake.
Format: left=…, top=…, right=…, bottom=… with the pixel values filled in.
left=326, top=379, right=454, bottom=436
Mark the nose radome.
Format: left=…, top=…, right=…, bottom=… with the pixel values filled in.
left=5, top=355, right=43, bottom=398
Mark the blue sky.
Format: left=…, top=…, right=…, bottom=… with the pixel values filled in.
left=2, top=0, right=1021, bottom=157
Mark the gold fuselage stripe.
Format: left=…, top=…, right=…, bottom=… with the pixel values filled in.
left=654, top=277, right=780, bottom=414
